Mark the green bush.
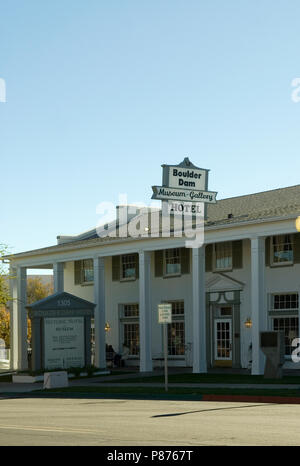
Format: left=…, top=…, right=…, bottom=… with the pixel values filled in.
left=69, top=366, right=83, bottom=377
left=86, top=365, right=96, bottom=377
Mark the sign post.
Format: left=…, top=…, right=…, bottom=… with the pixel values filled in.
left=163, top=323, right=168, bottom=392
left=158, top=303, right=172, bottom=392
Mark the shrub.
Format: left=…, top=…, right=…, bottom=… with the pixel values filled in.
left=69, top=366, right=82, bottom=377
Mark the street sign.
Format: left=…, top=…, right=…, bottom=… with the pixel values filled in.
left=158, top=303, right=172, bottom=392
left=158, top=304, right=172, bottom=324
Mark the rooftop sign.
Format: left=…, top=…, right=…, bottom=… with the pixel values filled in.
left=151, top=157, right=217, bottom=204
left=152, top=185, right=217, bottom=204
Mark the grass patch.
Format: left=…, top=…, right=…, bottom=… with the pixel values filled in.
left=70, top=370, right=134, bottom=380
left=18, top=366, right=107, bottom=377
left=15, top=369, right=134, bottom=381
left=33, top=385, right=300, bottom=398
left=107, top=373, right=300, bottom=385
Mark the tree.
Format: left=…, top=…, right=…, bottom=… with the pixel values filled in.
left=0, top=245, right=11, bottom=307
left=0, top=245, right=12, bottom=347
left=26, top=277, right=53, bottom=343
left=26, top=277, right=53, bottom=305
left=0, top=305, right=10, bottom=347
left=0, top=249, right=54, bottom=348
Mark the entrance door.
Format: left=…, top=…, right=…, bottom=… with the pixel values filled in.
left=214, top=319, right=232, bottom=367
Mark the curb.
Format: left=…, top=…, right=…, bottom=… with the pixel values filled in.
left=202, top=394, right=300, bottom=404
left=2, top=391, right=300, bottom=404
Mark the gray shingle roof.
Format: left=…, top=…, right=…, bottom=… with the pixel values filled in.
left=5, top=184, right=300, bottom=258
left=206, top=184, right=300, bottom=226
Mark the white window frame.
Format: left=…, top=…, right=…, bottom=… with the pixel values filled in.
left=163, top=248, right=182, bottom=277
left=272, top=316, right=299, bottom=358
left=120, top=303, right=140, bottom=357
left=213, top=242, right=233, bottom=272
left=214, top=319, right=232, bottom=361
left=271, top=293, right=299, bottom=312
left=270, top=234, right=294, bottom=267
left=165, top=300, right=185, bottom=357
left=120, top=254, right=137, bottom=282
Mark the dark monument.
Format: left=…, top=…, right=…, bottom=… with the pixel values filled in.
left=27, top=291, right=95, bottom=371
left=260, top=331, right=285, bottom=379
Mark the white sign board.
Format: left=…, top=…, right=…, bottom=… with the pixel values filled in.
left=44, top=317, right=85, bottom=370
left=158, top=304, right=172, bottom=324
left=167, top=166, right=207, bottom=191
left=152, top=185, right=217, bottom=203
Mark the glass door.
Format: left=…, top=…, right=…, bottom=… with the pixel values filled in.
left=214, top=319, right=232, bottom=363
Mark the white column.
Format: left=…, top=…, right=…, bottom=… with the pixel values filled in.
left=139, top=251, right=153, bottom=372
left=11, top=266, right=28, bottom=370
left=192, top=246, right=207, bottom=373
left=251, top=236, right=266, bottom=375
left=93, top=257, right=106, bottom=369
left=53, top=262, right=64, bottom=293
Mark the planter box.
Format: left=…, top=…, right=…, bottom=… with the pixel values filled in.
left=12, top=370, right=110, bottom=384
left=13, top=375, right=44, bottom=383
left=73, top=370, right=110, bottom=378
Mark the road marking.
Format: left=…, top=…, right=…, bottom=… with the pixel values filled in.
left=0, top=424, right=102, bottom=435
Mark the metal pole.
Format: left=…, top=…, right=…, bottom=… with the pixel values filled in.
left=164, top=323, right=168, bottom=392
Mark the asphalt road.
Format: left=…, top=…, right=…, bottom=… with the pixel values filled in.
left=0, top=396, right=300, bottom=446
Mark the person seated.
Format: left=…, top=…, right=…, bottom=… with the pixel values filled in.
left=121, top=343, right=130, bottom=361
left=113, top=343, right=130, bottom=368
left=106, top=345, right=115, bottom=367
left=116, top=343, right=129, bottom=367
left=113, top=351, right=122, bottom=367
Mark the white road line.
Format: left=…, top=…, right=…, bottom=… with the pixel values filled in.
left=0, top=424, right=102, bottom=435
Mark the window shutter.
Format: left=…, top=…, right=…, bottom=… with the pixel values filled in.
left=112, top=255, right=120, bottom=281
left=205, top=244, right=213, bottom=272
left=74, top=260, right=82, bottom=285
left=155, top=250, right=164, bottom=277
left=135, top=253, right=139, bottom=279
left=293, top=233, right=300, bottom=264
left=232, top=240, right=243, bottom=269
left=181, top=248, right=190, bottom=274
left=265, top=237, right=270, bottom=266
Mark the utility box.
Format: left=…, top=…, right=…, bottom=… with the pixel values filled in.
left=260, top=331, right=285, bottom=379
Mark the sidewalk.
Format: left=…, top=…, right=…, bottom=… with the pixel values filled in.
left=1, top=368, right=300, bottom=394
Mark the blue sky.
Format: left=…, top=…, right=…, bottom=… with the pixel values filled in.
left=1, top=0, right=300, bottom=258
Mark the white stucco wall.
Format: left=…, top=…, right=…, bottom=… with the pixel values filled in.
left=61, top=238, right=300, bottom=370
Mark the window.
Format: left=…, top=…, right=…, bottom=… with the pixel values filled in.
left=271, top=235, right=293, bottom=265
left=273, top=317, right=298, bottom=356
left=214, top=242, right=232, bottom=271
left=82, top=259, right=94, bottom=283
left=120, top=304, right=139, bottom=356
left=121, top=255, right=137, bottom=281
left=167, top=301, right=185, bottom=356
left=74, top=259, right=94, bottom=285
left=272, top=294, right=299, bottom=311
left=220, top=306, right=232, bottom=316
left=164, top=248, right=181, bottom=276
left=124, top=303, right=139, bottom=317
left=270, top=293, right=299, bottom=357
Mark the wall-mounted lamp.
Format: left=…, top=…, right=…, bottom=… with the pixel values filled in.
left=244, top=318, right=252, bottom=329
left=105, top=322, right=111, bottom=332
